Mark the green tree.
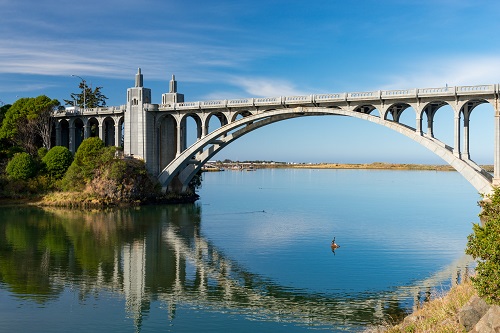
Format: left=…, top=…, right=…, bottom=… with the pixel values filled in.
left=64, top=81, right=108, bottom=108
left=0, top=96, right=60, bottom=154
left=466, top=187, right=500, bottom=305
left=61, top=137, right=105, bottom=190
left=42, top=146, right=73, bottom=179
left=0, top=103, right=11, bottom=125
left=6, top=152, right=36, bottom=180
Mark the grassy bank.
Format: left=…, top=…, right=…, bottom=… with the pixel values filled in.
left=367, top=279, right=477, bottom=333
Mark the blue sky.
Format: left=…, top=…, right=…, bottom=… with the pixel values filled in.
left=1, top=0, right=500, bottom=164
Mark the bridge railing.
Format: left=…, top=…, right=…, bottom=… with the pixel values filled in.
left=85, top=83, right=497, bottom=114
left=457, top=84, right=496, bottom=94
left=227, top=98, right=254, bottom=107
left=382, top=89, right=417, bottom=98
left=314, top=93, right=345, bottom=102
left=56, top=105, right=126, bottom=117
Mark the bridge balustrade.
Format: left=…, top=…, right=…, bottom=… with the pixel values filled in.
left=200, top=100, right=227, bottom=108
left=417, top=86, right=455, bottom=96
left=457, top=85, right=496, bottom=94
left=348, top=91, right=377, bottom=99
left=284, top=95, right=314, bottom=104
left=314, top=93, right=345, bottom=102
left=254, top=96, right=283, bottom=105
left=382, top=89, right=417, bottom=98
left=227, top=98, right=254, bottom=107
left=176, top=101, right=201, bottom=109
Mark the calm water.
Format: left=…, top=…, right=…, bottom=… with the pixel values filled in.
left=0, top=169, right=479, bottom=332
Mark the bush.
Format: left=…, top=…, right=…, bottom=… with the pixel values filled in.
left=37, top=147, right=48, bottom=159
left=61, top=137, right=105, bottom=191
left=466, top=187, right=500, bottom=305
left=42, top=146, right=73, bottom=179
left=6, top=152, right=36, bottom=180
left=88, top=156, right=160, bottom=203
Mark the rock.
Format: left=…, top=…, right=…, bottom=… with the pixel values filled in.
left=471, top=305, right=500, bottom=333
left=458, top=295, right=490, bottom=331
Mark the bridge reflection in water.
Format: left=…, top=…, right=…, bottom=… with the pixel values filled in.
left=0, top=205, right=473, bottom=331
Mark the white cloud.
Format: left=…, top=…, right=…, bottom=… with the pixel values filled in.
left=229, top=76, right=305, bottom=97
left=382, top=55, right=500, bottom=90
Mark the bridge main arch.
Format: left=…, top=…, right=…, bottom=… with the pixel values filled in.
left=157, top=105, right=494, bottom=196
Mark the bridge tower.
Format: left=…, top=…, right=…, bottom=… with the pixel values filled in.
left=123, top=68, right=154, bottom=164
left=156, top=75, right=185, bottom=176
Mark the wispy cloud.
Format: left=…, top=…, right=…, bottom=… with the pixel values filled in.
left=382, top=55, right=500, bottom=90
left=0, top=37, right=275, bottom=81
left=228, top=76, right=305, bottom=97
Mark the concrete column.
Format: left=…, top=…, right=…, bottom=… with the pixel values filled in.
left=99, top=124, right=105, bottom=143
left=55, top=121, right=61, bottom=146
left=84, top=124, right=90, bottom=139
left=427, top=117, right=434, bottom=138
left=462, top=114, right=470, bottom=160
left=202, top=121, right=208, bottom=137
left=453, top=113, right=461, bottom=158
left=176, top=124, right=182, bottom=157
left=416, top=116, right=422, bottom=135
left=196, top=119, right=202, bottom=141
left=493, top=107, right=500, bottom=183
left=69, top=126, right=75, bottom=153
left=115, top=121, right=121, bottom=147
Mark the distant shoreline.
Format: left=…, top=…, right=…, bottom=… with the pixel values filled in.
left=206, top=162, right=494, bottom=172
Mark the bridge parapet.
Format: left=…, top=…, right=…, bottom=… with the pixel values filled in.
left=151, top=84, right=497, bottom=113
left=254, top=96, right=283, bottom=106
left=382, top=89, right=417, bottom=98
left=55, top=105, right=126, bottom=117
left=177, top=101, right=200, bottom=109
left=418, top=86, right=455, bottom=97
left=348, top=91, right=378, bottom=99
left=228, top=98, right=254, bottom=107
left=457, top=84, right=496, bottom=94
left=284, top=95, right=314, bottom=104
left=314, top=93, right=345, bottom=102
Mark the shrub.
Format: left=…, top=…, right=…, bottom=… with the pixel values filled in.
left=466, top=187, right=500, bottom=305
left=88, top=156, right=160, bottom=203
left=42, top=146, right=73, bottom=179
left=6, top=152, right=36, bottom=180
left=37, top=147, right=48, bottom=159
left=61, top=137, right=105, bottom=190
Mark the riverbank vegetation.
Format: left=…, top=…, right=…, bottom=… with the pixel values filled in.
left=0, top=98, right=199, bottom=206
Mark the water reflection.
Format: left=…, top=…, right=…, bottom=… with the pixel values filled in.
left=0, top=205, right=473, bottom=331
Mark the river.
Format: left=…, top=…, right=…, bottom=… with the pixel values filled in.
left=0, top=168, right=479, bottom=332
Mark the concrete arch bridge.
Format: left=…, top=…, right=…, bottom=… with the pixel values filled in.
left=55, top=69, right=500, bottom=196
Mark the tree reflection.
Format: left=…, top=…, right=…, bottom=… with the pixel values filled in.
left=0, top=205, right=465, bottom=329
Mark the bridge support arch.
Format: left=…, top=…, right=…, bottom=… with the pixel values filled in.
left=158, top=106, right=494, bottom=196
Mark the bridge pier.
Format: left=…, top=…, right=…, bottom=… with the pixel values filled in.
left=453, top=113, right=461, bottom=158
left=494, top=110, right=500, bottom=184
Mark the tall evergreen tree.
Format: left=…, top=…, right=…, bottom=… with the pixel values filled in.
left=64, top=81, right=108, bottom=108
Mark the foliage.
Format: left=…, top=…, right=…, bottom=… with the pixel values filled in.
left=0, top=96, right=60, bottom=154
left=189, top=170, right=203, bottom=190
left=0, top=103, right=11, bottom=125
left=64, top=81, right=108, bottom=108
left=60, top=138, right=160, bottom=203
left=466, top=187, right=500, bottom=305
left=380, top=279, right=476, bottom=333
left=61, top=137, right=105, bottom=190
left=42, top=146, right=73, bottom=179
left=38, top=147, right=48, bottom=159
left=6, top=152, right=36, bottom=180
left=88, top=154, right=160, bottom=203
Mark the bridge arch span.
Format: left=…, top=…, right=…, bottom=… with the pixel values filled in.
left=157, top=106, right=493, bottom=195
